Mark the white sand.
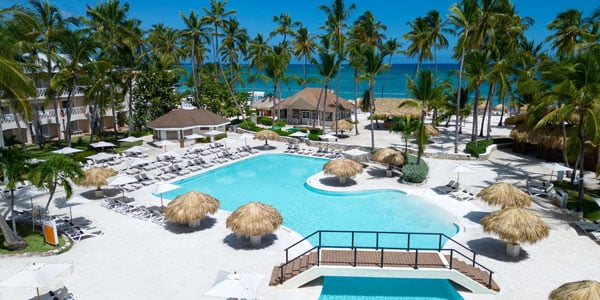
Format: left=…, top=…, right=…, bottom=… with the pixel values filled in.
left=1, top=113, right=600, bottom=300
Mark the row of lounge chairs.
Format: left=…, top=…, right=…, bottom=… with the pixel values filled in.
left=49, top=215, right=103, bottom=242
left=527, top=179, right=557, bottom=198
left=433, top=181, right=477, bottom=201
left=573, top=219, right=600, bottom=243
left=284, top=144, right=342, bottom=158
left=101, top=197, right=166, bottom=226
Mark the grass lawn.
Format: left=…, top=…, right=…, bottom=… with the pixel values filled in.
left=0, top=223, right=66, bottom=254
left=554, top=181, right=600, bottom=221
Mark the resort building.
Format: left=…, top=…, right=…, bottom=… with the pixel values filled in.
left=147, top=108, right=229, bottom=146
left=277, top=88, right=354, bottom=126
left=249, top=94, right=280, bottom=117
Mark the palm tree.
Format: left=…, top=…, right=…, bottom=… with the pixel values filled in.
left=180, top=10, right=208, bottom=103
left=403, top=16, right=430, bottom=79
left=346, top=42, right=365, bottom=135
left=360, top=46, right=388, bottom=150
left=270, top=13, right=300, bottom=44
left=52, top=28, right=98, bottom=147
left=404, top=70, right=447, bottom=164
left=463, top=49, right=492, bottom=142
left=147, top=23, right=182, bottom=65
left=424, top=10, right=448, bottom=81
left=201, top=0, right=236, bottom=80
left=30, top=154, right=84, bottom=213
left=220, top=17, right=248, bottom=89
left=380, top=38, right=400, bottom=97
left=0, top=146, right=31, bottom=249
left=311, top=39, right=338, bottom=130
left=546, top=9, right=595, bottom=58
left=293, top=27, right=317, bottom=87
left=390, top=116, right=420, bottom=155
left=247, top=33, right=270, bottom=93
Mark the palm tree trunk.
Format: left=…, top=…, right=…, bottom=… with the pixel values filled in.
left=472, top=84, right=481, bottom=142
left=44, top=181, right=57, bottom=213
left=111, top=90, right=118, bottom=142
left=303, top=56, right=308, bottom=88
left=53, top=98, right=61, bottom=146
left=353, top=69, right=359, bottom=135
left=561, top=121, right=570, bottom=167
left=369, top=81, right=375, bottom=150
left=14, top=114, right=26, bottom=148
left=313, top=86, right=325, bottom=128
left=0, top=213, right=26, bottom=250
left=65, top=81, right=76, bottom=147
left=486, top=83, right=496, bottom=138
left=127, top=76, right=134, bottom=136
left=381, top=57, right=392, bottom=97
left=479, top=85, right=493, bottom=137
left=455, top=48, right=465, bottom=153
left=577, top=109, right=585, bottom=202
left=322, top=83, right=329, bottom=132
left=334, top=69, right=341, bottom=136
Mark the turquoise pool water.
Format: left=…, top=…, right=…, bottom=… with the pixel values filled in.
left=162, top=154, right=457, bottom=248
left=320, top=277, right=463, bottom=300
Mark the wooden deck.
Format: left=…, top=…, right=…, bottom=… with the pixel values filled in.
left=269, top=249, right=500, bottom=292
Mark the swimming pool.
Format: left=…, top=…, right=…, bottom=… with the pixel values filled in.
left=162, top=154, right=458, bottom=248
left=320, top=277, right=463, bottom=300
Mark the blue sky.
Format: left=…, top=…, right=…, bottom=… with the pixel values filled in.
left=7, top=0, right=599, bottom=63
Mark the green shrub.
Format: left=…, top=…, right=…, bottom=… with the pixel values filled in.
left=131, top=129, right=152, bottom=137
left=257, top=116, right=273, bottom=126
left=230, top=119, right=244, bottom=125
left=274, top=119, right=287, bottom=127
left=308, top=128, right=323, bottom=141
left=466, top=139, right=493, bottom=157
left=400, top=154, right=428, bottom=183
left=72, top=150, right=96, bottom=162
left=239, top=120, right=260, bottom=131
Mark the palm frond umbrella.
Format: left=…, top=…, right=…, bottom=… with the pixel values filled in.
left=372, top=148, right=406, bottom=177
left=477, top=182, right=531, bottom=208
left=424, top=124, right=440, bottom=136
left=77, top=167, right=117, bottom=197
left=254, top=130, right=279, bottom=149
left=323, top=158, right=364, bottom=184
left=164, top=191, right=220, bottom=228
left=226, top=202, right=283, bottom=246
left=480, top=207, right=549, bottom=257
left=331, top=119, right=353, bottom=135
left=493, top=104, right=507, bottom=112
left=549, top=280, right=600, bottom=300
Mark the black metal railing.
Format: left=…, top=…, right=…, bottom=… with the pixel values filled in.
left=277, top=230, right=495, bottom=289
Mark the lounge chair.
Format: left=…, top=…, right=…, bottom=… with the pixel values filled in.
left=528, top=182, right=556, bottom=197
left=435, top=180, right=459, bottom=194
left=574, top=221, right=600, bottom=232
left=65, top=228, right=103, bottom=242
left=450, top=188, right=477, bottom=201
left=588, top=231, right=600, bottom=243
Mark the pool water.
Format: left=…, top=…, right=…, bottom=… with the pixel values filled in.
left=320, top=277, right=464, bottom=300
left=163, top=154, right=458, bottom=248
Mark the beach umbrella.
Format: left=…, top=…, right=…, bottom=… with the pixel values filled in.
left=330, top=119, right=353, bottom=134
left=55, top=195, right=92, bottom=220
left=372, top=148, right=406, bottom=177
left=125, top=157, right=151, bottom=168
left=255, top=130, right=279, bottom=149
left=238, top=132, right=255, bottom=146
left=424, top=124, right=440, bottom=136
left=480, top=207, right=549, bottom=257
left=164, top=191, right=220, bottom=227
left=319, top=133, right=337, bottom=141
left=549, top=280, right=600, bottom=300
left=107, top=174, right=138, bottom=198
left=157, top=150, right=182, bottom=160
left=52, top=147, right=83, bottom=155
left=90, top=141, right=116, bottom=149
left=477, top=182, right=531, bottom=208
left=149, top=182, right=180, bottom=209
left=289, top=131, right=307, bottom=138
left=342, top=148, right=370, bottom=162
left=452, top=164, right=475, bottom=184
left=118, top=136, right=143, bottom=143
left=78, top=167, right=117, bottom=197
left=0, top=262, right=73, bottom=300
left=154, top=140, right=176, bottom=151
left=204, top=271, right=264, bottom=299
left=323, top=158, right=364, bottom=184
left=123, top=145, right=151, bottom=154
left=226, top=201, right=283, bottom=246
left=85, top=152, right=116, bottom=162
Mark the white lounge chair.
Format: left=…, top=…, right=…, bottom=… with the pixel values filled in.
left=65, top=228, right=103, bottom=242
left=528, top=182, right=556, bottom=197
left=574, top=221, right=600, bottom=232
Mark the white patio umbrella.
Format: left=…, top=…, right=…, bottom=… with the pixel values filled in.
left=126, top=157, right=151, bottom=168
left=123, top=145, right=151, bottom=154
left=118, top=136, right=143, bottom=143
left=0, top=262, right=74, bottom=300
left=157, top=150, right=182, bottom=160
left=238, top=133, right=255, bottom=146
left=107, top=174, right=138, bottom=198
left=52, top=147, right=83, bottom=155
left=452, top=164, right=475, bottom=184
left=85, top=152, right=116, bottom=162
left=90, top=141, right=116, bottom=149
left=149, top=182, right=180, bottom=209
left=55, top=195, right=92, bottom=220
left=185, top=133, right=205, bottom=139
left=204, top=271, right=264, bottom=299
left=319, top=134, right=337, bottom=141
left=343, top=148, right=370, bottom=162
left=289, top=131, right=307, bottom=138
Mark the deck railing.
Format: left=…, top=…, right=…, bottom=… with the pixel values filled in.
left=278, top=230, right=495, bottom=289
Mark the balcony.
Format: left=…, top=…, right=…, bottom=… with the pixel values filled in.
left=35, top=86, right=87, bottom=99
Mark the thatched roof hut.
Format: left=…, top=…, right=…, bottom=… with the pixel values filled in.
left=226, top=201, right=283, bottom=246
left=323, top=158, right=364, bottom=184
left=164, top=191, right=219, bottom=227
left=549, top=280, right=600, bottom=300
left=480, top=207, right=549, bottom=257
left=424, top=124, right=440, bottom=136
left=372, top=148, right=406, bottom=176
left=78, top=167, right=117, bottom=196
left=331, top=119, right=353, bottom=133
left=254, top=130, right=279, bottom=148
left=477, top=182, right=531, bottom=208
left=373, top=98, right=421, bottom=119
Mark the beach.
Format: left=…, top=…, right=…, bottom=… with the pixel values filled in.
left=1, top=113, right=600, bottom=300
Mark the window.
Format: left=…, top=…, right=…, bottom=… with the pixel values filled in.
left=302, top=111, right=310, bottom=118
left=325, top=112, right=333, bottom=121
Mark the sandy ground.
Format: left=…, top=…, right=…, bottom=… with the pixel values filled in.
left=1, top=112, right=600, bottom=300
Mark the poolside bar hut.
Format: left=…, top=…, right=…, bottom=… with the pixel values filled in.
left=148, top=108, right=229, bottom=148
left=277, top=88, right=354, bottom=126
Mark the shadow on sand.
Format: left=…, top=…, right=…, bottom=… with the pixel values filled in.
left=80, top=188, right=121, bottom=200
left=223, top=232, right=278, bottom=250
left=318, top=176, right=358, bottom=187
left=466, top=237, right=529, bottom=262
left=163, top=216, right=217, bottom=234
left=463, top=211, right=489, bottom=224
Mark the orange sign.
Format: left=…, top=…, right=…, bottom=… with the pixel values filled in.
left=42, top=220, right=59, bottom=246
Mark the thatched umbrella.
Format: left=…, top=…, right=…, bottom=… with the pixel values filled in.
left=226, top=201, right=283, bottom=246
left=372, top=98, right=421, bottom=119
left=254, top=130, right=279, bottom=149
left=480, top=207, right=549, bottom=257
left=331, top=119, right=353, bottom=134
left=322, top=158, right=363, bottom=184
left=424, top=124, right=440, bottom=136
left=164, top=191, right=219, bottom=227
left=504, top=113, right=527, bottom=126
left=372, top=148, right=406, bottom=177
left=78, top=167, right=117, bottom=197
left=549, top=280, right=600, bottom=300
left=477, top=182, right=531, bottom=208
left=493, top=104, right=507, bottom=112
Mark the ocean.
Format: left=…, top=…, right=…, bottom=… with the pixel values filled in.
left=182, top=63, right=499, bottom=102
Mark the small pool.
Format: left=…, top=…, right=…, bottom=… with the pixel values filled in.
left=163, top=154, right=458, bottom=248
left=320, top=277, right=464, bottom=300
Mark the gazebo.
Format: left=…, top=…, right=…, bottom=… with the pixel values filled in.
left=148, top=108, right=229, bottom=148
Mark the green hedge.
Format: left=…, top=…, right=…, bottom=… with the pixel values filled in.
left=72, top=150, right=96, bottom=162
left=257, top=116, right=273, bottom=126
left=466, top=139, right=494, bottom=157
left=308, top=128, right=323, bottom=141
left=274, top=119, right=287, bottom=127
left=401, top=155, right=429, bottom=183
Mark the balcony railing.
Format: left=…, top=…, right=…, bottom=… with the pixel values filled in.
left=35, top=86, right=87, bottom=99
